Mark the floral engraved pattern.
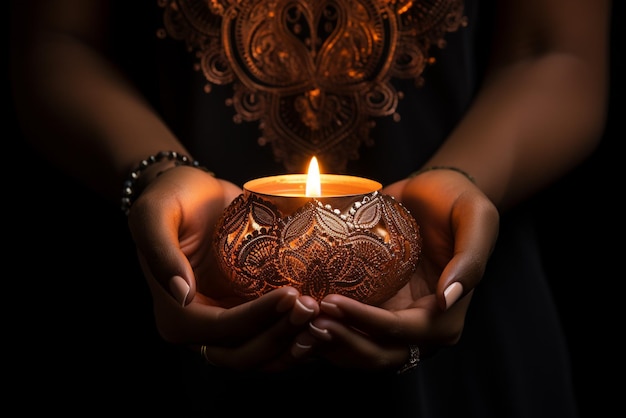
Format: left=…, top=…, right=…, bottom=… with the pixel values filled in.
left=213, top=191, right=422, bottom=305
left=159, top=0, right=467, bottom=172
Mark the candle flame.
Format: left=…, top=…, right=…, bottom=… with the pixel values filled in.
left=305, top=157, right=321, bottom=197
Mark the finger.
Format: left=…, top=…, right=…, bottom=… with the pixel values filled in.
left=137, top=246, right=197, bottom=307
left=317, top=293, right=461, bottom=343
left=318, top=294, right=407, bottom=337
left=289, top=328, right=320, bottom=362
left=304, top=316, right=408, bottom=371
left=203, top=292, right=319, bottom=339
left=154, top=285, right=310, bottom=344
left=197, top=296, right=320, bottom=371
left=129, top=199, right=194, bottom=300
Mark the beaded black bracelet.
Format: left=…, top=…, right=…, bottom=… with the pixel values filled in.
left=121, top=150, right=213, bottom=216
left=408, top=165, right=476, bottom=184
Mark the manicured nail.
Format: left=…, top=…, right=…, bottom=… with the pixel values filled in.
left=291, top=342, right=312, bottom=359
left=309, top=322, right=331, bottom=341
left=276, top=288, right=299, bottom=312
left=444, top=282, right=463, bottom=310
left=290, top=299, right=315, bottom=326
left=169, top=275, right=190, bottom=307
left=320, top=300, right=341, bottom=317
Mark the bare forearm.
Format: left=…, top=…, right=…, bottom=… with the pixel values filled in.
left=11, top=4, right=187, bottom=202
left=426, top=0, right=609, bottom=211
left=429, top=52, right=607, bottom=211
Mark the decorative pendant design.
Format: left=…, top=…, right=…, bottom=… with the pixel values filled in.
left=159, top=0, right=466, bottom=172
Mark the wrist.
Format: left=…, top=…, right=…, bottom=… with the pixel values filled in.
left=121, top=150, right=214, bottom=215
left=408, top=165, right=475, bottom=184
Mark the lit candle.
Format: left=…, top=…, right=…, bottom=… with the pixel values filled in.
left=244, top=156, right=382, bottom=203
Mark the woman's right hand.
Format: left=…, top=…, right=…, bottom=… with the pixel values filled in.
left=127, top=166, right=320, bottom=372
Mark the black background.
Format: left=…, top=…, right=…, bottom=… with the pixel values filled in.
left=4, top=2, right=623, bottom=416
left=534, top=2, right=622, bottom=416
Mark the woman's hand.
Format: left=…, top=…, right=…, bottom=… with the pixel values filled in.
left=291, top=168, right=499, bottom=371
left=127, top=166, right=320, bottom=372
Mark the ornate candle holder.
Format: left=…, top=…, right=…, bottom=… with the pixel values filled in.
left=212, top=174, right=421, bottom=306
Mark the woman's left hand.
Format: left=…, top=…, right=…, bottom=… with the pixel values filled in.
left=290, top=169, right=499, bottom=371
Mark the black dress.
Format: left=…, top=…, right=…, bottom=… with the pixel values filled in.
left=36, top=1, right=575, bottom=416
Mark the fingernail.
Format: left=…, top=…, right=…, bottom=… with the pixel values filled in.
left=320, top=300, right=341, bottom=317
left=290, top=299, right=315, bottom=326
left=276, top=288, right=299, bottom=312
left=444, top=282, right=463, bottom=310
left=169, top=275, right=190, bottom=307
left=291, top=342, right=312, bottom=359
left=309, top=322, right=331, bottom=341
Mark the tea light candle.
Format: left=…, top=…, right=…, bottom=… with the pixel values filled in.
left=245, top=174, right=382, bottom=197
left=242, top=157, right=384, bottom=214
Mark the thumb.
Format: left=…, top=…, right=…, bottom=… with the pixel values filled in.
left=128, top=197, right=199, bottom=306
left=136, top=247, right=197, bottom=307
left=438, top=193, right=499, bottom=310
